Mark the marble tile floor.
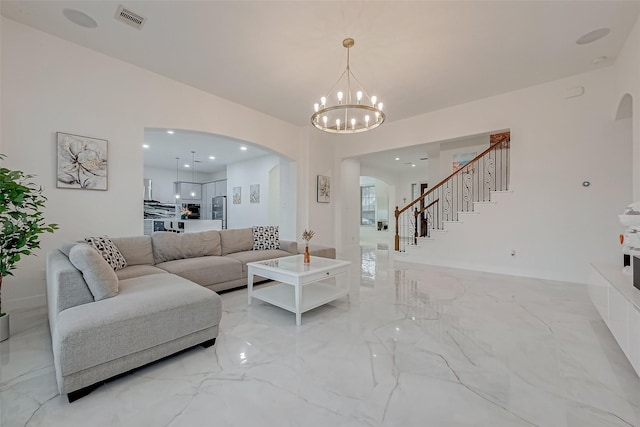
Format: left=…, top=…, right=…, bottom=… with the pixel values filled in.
left=2, top=247, right=640, bottom=426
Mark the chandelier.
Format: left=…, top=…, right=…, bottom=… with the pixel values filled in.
left=311, top=38, right=385, bottom=134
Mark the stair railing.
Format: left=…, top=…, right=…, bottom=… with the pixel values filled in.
left=394, top=134, right=510, bottom=251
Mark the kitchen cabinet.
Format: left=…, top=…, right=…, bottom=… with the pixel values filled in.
left=175, top=181, right=202, bottom=200
left=215, top=180, right=227, bottom=197
left=201, top=180, right=227, bottom=219
left=202, top=182, right=216, bottom=219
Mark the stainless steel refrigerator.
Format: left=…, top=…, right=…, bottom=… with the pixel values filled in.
left=212, top=196, right=227, bottom=229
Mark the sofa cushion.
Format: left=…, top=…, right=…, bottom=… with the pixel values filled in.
left=68, top=244, right=118, bottom=301
left=155, top=256, right=242, bottom=286
left=252, top=225, right=280, bottom=250
left=54, top=273, right=221, bottom=376
left=111, top=236, right=154, bottom=266
left=152, top=230, right=221, bottom=263
left=226, top=249, right=294, bottom=272
left=220, top=227, right=254, bottom=255
left=115, top=265, right=168, bottom=281
left=57, top=241, right=78, bottom=257
left=85, top=236, right=128, bottom=271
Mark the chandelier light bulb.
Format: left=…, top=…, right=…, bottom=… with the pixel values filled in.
left=357, top=91, right=363, bottom=103
left=375, top=112, right=380, bottom=121
left=336, top=119, right=341, bottom=130
left=314, top=103, right=319, bottom=112
left=337, top=91, right=343, bottom=104
left=323, top=116, right=328, bottom=126
left=378, top=102, right=383, bottom=110
left=351, top=118, right=356, bottom=129
left=365, top=115, right=370, bottom=126
left=371, top=95, right=377, bottom=106
left=321, top=97, right=326, bottom=107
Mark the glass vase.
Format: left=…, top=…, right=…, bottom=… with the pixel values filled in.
left=304, top=244, right=310, bottom=264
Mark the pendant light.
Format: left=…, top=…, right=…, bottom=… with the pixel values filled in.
left=174, top=157, right=180, bottom=201
left=190, top=151, right=196, bottom=197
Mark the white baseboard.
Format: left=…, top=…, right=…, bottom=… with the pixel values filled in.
left=4, top=294, right=46, bottom=312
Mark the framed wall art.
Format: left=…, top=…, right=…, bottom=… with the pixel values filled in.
left=250, top=184, right=260, bottom=204
left=57, top=132, right=108, bottom=190
left=452, top=152, right=476, bottom=173
left=232, top=186, right=242, bottom=204
left=317, top=175, right=330, bottom=203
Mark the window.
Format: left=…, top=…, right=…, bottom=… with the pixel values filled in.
left=361, top=185, right=376, bottom=226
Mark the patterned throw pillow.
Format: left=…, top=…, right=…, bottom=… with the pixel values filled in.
left=252, top=226, right=280, bottom=250
left=85, top=236, right=128, bottom=271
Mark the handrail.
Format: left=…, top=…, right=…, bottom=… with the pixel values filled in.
left=396, top=136, right=509, bottom=216
left=415, top=198, right=439, bottom=217
left=394, top=132, right=510, bottom=251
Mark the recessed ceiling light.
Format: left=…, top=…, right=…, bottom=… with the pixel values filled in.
left=209, top=156, right=215, bottom=160
left=240, top=146, right=248, bottom=151
left=576, top=28, right=610, bottom=45
left=395, top=157, right=400, bottom=161
left=167, top=130, right=174, bottom=135
left=184, top=164, right=190, bottom=168
left=62, top=8, right=98, bottom=28
left=592, top=56, right=608, bottom=65
left=142, top=144, right=149, bottom=149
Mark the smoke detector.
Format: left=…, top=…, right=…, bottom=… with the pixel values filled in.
left=115, top=5, right=146, bottom=30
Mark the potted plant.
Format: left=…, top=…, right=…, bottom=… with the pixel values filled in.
left=0, top=154, right=58, bottom=341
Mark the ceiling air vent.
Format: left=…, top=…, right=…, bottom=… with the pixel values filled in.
left=115, top=5, right=146, bottom=30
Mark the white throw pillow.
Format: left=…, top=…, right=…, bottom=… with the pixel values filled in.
left=252, top=226, right=280, bottom=250
left=69, top=244, right=119, bottom=301
left=85, top=236, right=128, bottom=271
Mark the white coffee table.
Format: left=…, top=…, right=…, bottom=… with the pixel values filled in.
left=247, top=255, right=351, bottom=325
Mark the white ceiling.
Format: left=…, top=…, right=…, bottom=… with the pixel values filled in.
left=3, top=1, right=639, bottom=171
left=143, top=129, right=271, bottom=174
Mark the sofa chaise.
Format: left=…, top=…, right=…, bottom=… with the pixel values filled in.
left=46, top=227, right=298, bottom=402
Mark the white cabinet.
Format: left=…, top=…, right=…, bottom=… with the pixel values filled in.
left=215, top=180, right=227, bottom=197
left=201, top=182, right=216, bottom=219
left=199, top=180, right=226, bottom=219
left=590, top=264, right=640, bottom=377
left=630, top=306, right=640, bottom=374
left=175, top=182, right=202, bottom=200
left=609, top=285, right=629, bottom=354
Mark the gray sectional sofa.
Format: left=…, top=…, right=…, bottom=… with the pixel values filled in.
left=46, top=227, right=298, bottom=402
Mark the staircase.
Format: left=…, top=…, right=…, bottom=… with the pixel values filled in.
left=394, top=132, right=511, bottom=253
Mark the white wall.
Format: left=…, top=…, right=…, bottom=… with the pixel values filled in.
left=226, top=155, right=280, bottom=229
left=299, top=131, right=337, bottom=247
left=334, top=65, right=633, bottom=284
left=1, top=18, right=302, bottom=310
left=438, top=135, right=489, bottom=180
left=614, top=16, right=640, bottom=201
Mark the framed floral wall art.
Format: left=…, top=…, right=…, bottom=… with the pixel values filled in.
left=57, top=132, right=108, bottom=190
left=317, top=175, right=330, bottom=203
